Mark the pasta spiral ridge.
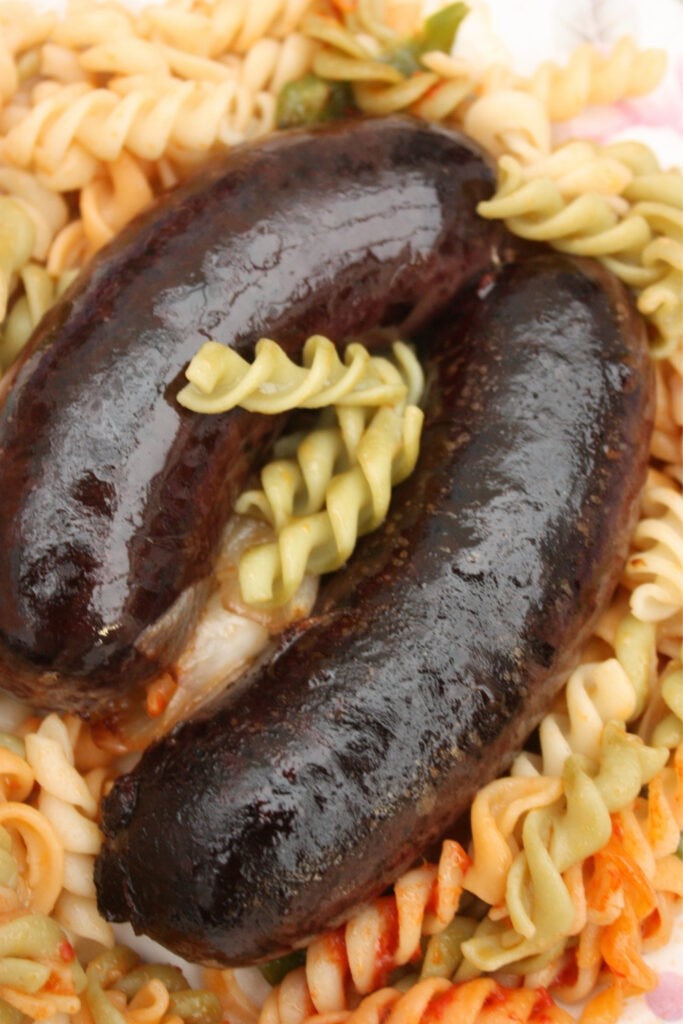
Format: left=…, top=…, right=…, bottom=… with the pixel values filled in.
left=0, top=165, right=69, bottom=261
left=511, top=609, right=657, bottom=778
left=24, top=715, right=114, bottom=948
left=0, top=735, right=86, bottom=1023
left=0, top=196, right=34, bottom=323
left=179, top=336, right=421, bottom=415
left=77, top=32, right=316, bottom=99
left=625, top=475, right=683, bottom=625
left=259, top=841, right=470, bottom=1024
left=0, top=4, right=56, bottom=104
left=136, top=0, right=315, bottom=59
left=264, top=975, right=572, bottom=1024
left=0, top=911, right=85, bottom=1020
left=0, top=261, right=76, bottom=370
left=237, top=401, right=424, bottom=607
left=266, top=974, right=573, bottom=1024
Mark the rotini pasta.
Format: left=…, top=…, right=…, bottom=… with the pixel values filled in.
left=137, top=0, right=315, bottom=58
left=284, top=4, right=475, bottom=121
left=265, top=974, right=573, bottom=1024
left=625, top=473, right=683, bottom=624
left=0, top=913, right=84, bottom=1021
left=459, top=725, right=668, bottom=972
left=476, top=35, right=667, bottom=123
left=511, top=608, right=657, bottom=778
left=2, top=78, right=276, bottom=189
left=0, top=261, right=76, bottom=369
left=237, top=401, right=424, bottom=606
left=0, top=196, right=35, bottom=323
left=0, top=165, right=69, bottom=262
left=178, top=337, right=421, bottom=415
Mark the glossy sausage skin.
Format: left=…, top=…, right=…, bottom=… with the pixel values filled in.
left=0, top=117, right=503, bottom=715
left=96, top=254, right=653, bottom=966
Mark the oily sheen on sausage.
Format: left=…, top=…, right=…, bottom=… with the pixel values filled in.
left=96, top=254, right=653, bottom=966
left=0, top=117, right=503, bottom=714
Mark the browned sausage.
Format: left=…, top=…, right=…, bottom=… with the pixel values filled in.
left=0, top=117, right=504, bottom=714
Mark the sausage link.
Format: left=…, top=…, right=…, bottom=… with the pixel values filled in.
left=0, top=117, right=502, bottom=714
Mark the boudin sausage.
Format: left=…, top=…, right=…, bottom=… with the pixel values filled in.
left=0, top=117, right=504, bottom=714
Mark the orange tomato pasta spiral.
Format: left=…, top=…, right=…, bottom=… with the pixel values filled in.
left=284, top=976, right=572, bottom=1024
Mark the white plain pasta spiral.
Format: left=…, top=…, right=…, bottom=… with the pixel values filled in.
left=480, top=35, right=667, bottom=123
left=137, top=0, right=315, bottom=58
left=2, top=77, right=277, bottom=190
left=625, top=476, right=683, bottom=624
left=24, top=715, right=114, bottom=948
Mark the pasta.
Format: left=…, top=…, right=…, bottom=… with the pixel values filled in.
left=265, top=975, right=573, bottom=1024
left=459, top=727, right=668, bottom=973
left=511, top=610, right=656, bottom=778
left=0, top=0, right=319, bottom=371
left=294, top=5, right=476, bottom=120
left=0, top=3, right=681, bottom=1024
left=0, top=260, right=76, bottom=369
left=0, top=735, right=86, bottom=1024
left=24, top=715, right=114, bottom=947
left=76, top=946, right=221, bottom=1024
left=477, top=147, right=683, bottom=356
left=178, top=337, right=421, bottom=415
left=237, top=401, right=424, bottom=606
left=191, top=337, right=426, bottom=607
left=259, top=841, right=470, bottom=1024
left=476, top=35, right=666, bottom=123
left=0, top=196, right=35, bottom=322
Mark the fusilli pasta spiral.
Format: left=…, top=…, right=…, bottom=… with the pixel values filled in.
left=264, top=975, right=572, bottom=1024
left=237, top=402, right=424, bottom=606
left=178, top=337, right=421, bottom=415
left=511, top=609, right=656, bottom=778
left=78, top=945, right=222, bottom=1024
left=477, top=35, right=666, bottom=123
left=24, top=715, right=114, bottom=947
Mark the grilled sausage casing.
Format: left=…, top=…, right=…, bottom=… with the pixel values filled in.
left=96, top=254, right=653, bottom=965
left=0, top=118, right=502, bottom=713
